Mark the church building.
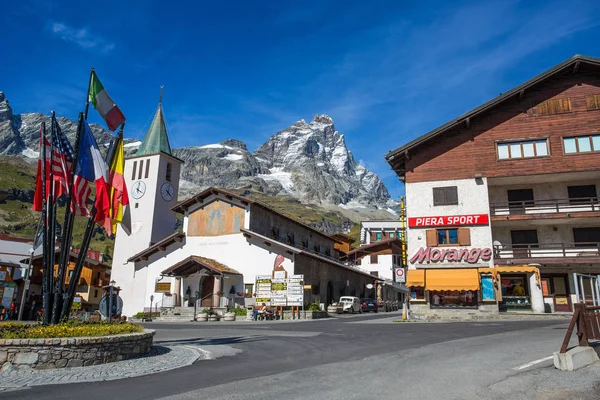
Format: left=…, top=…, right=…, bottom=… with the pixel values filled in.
left=111, top=99, right=380, bottom=317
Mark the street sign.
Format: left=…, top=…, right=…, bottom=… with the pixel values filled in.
left=394, top=267, right=406, bottom=283
left=98, top=295, right=123, bottom=318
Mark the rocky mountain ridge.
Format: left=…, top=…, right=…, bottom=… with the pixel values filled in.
left=0, top=91, right=396, bottom=227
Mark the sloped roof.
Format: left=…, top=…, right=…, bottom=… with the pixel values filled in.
left=343, top=238, right=403, bottom=260
left=385, top=54, right=600, bottom=176
left=127, top=232, right=185, bottom=262
left=137, top=103, right=172, bottom=156
left=161, top=255, right=241, bottom=277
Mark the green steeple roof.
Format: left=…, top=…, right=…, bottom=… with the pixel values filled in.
left=137, top=103, right=172, bottom=156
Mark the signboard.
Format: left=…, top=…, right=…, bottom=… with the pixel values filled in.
left=254, top=274, right=304, bottom=306
left=255, top=275, right=272, bottom=305
left=394, top=267, right=406, bottom=283
left=481, top=275, right=495, bottom=301
left=0, top=271, right=6, bottom=281
left=155, top=282, right=171, bottom=293
left=408, top=214, right=489, bottom=228
left=410, top=247, right=492, bottom=264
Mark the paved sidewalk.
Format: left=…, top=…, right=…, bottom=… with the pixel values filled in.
left=0, top=344, right=204, bottom=390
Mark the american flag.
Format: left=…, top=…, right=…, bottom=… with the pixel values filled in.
left=51, top=116, right=91, bottom=216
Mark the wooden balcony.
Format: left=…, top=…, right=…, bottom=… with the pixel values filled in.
left=494, top=242, right=600, bottom=265
left=490, top=198, right=600, bottom=222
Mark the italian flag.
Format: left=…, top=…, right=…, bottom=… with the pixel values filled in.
left=89, top=70, right=126, bottom=131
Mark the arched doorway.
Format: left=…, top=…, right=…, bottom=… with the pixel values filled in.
left=200, top=276, right=215, bottom=308
left=326, top=281, right=334, bottom=306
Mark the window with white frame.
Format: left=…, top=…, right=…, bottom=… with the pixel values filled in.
left=497, top=139, right=549, bottom=160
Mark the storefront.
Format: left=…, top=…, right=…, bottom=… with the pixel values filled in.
left=495, top=266, right=541, bottom=312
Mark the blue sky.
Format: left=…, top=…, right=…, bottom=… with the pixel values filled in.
left=3, top=0, right=600, bottom=199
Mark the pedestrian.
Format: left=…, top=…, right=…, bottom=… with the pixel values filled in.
left=9, top=301, right=16, bottom=320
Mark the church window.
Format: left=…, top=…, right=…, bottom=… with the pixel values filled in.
left=166, top=162, right=172, bottom=182
left=138, top=160, right=144, bottom=179
left=145, top=159, right=151, bottom=179
left=132, top=161, right=138, bottom=180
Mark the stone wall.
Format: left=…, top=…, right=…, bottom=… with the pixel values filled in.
left=0, top=329, right=155, bottom=371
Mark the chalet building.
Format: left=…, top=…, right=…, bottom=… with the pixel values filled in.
left=111, top=99, right=380, bottom=318
left=386, top=55, right=600, bottom=316
left=27, top=249, right=111, bottom=314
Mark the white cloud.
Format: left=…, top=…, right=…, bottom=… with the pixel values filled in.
left=50, top=22, right=115, bottom=53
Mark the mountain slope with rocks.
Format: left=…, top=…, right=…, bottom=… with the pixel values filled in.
left=0, top=91, right=397, bottom=239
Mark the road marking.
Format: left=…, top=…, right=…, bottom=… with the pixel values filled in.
left=513, top=355, right=553, bottom=370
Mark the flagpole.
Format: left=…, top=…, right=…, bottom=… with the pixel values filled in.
left=55, top=113, right=84, bottom=322
left=40, top=121, right=52, bottom=325
left=19, top=201, right=44, bottom=321
left=44, top=113, right=59, bottom=324
left=84, top=68, right=94, bottom=120
left=60, top=122, right=122, bottom=320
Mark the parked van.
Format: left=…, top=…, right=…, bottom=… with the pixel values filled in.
left=339, top=296, right=362, bottom=314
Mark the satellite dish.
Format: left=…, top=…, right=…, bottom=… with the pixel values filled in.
left=366, top=284, right=374, bottom=289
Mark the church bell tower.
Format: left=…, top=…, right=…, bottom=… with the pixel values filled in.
left=111, top=90, right=183, bottom=315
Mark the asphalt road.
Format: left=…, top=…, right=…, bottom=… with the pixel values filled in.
left=5, top=312, right=600, bottom=400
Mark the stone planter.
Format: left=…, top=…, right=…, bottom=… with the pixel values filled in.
left=223, top=312, right=236, bottom=321
left=0, top=329, right=155, bottom=371
left=208, top=315, right=219, bottom=322
left=197, top=313, right=208, bottom=322
left=327, top=306, right=343, bottom=314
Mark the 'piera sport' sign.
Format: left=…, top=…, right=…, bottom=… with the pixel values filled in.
left=408, top=214, right=489, bottom=228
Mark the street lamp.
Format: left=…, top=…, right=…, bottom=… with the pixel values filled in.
left=149, top=295, right=154, bottom=322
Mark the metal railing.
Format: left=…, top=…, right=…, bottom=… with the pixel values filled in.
left=494, top=242, right=600, bottom=259
left=490, top=197, right=600, bottom=216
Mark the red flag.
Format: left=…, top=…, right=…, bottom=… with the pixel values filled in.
left=32, top=125, right=51, bottom=212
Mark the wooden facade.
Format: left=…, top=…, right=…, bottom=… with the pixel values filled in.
left=405, top=70, right=600, bottom=182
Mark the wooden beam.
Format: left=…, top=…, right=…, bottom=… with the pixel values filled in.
left=158, top=246, right=166, bottom=251
left=573, top=61, right=581, bottom=74
left=464, top=117, right=471, bottom=129
left=518, top=89, right=525, bottom=101
left=404, top=150, right=410, bottom=160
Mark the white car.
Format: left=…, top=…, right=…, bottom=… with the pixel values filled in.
left=339, top=296, right=362, bottom=314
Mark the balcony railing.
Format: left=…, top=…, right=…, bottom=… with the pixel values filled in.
left=490, top=197, right=600, bottom=217
left=494, top=242, right=600, bottom=260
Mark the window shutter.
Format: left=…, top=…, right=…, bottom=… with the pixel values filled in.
left=448, top=187, right=458, bottom=205
left=586, top=95, right=600, bottom=110
left=426, top=230, right=438, bottom=247
left=370, top=254, right=378, bottom=263
left=433, top=188, right=443, bottom=205
left=538, top=98, right=571, bottom=115
left=458, top=228, right=471, bottom=246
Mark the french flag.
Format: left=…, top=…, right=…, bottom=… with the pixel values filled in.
left=75, top=120, right=111, bottom=232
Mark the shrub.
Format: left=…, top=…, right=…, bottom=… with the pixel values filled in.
left=0, top=321, right=143, bottom=339
left=307, top=301, right=322, bottom=312
left=133, top=311, right=160, bottom=319
left=231, top=307, right=247, bottom=316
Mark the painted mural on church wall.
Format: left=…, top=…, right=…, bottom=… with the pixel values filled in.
left=187, top=200, right=245, bottom=236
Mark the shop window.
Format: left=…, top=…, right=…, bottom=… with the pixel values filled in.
left=541, top=278, right=551, bottom=296
left=370, top=254, right=378, bottom=263
left=166, top=162, right=172, bottom=182
left=430, top=290, right=478, bottom=308
left=563, top=135, right=600, bottom=154
left=568, top=185, right=597, bottom=204
left=497, top=140, right=549, bottom=160
left=244, top=284, right=253, bottom=298
left=433, top=186, right=458, bottom=206
left=507, top=189, right=534, bottom=214
left=501, top=276, right=528, bottom=296
left=573, top=227, right=600, bottom=246
left=426, top=228, right=470, bottom=246
left=410, top=287, right=424, bottom=300
left=132, top=161, right=138, bottom=180
left=376, top=232, right=382, bottom=241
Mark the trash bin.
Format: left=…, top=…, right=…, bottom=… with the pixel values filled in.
left=246, top=305, right=254, bottom=321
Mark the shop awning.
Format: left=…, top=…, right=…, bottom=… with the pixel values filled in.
left=426, top=269, right=480, bottom=291
left=495, top=265, right=540, bottom=284
left=478, top=268, right=498, bottom=280
left=406, top=269, right=425, bottom=287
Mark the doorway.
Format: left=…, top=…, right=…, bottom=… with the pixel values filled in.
left=200, top=276, right=215, bottom=308
left=326, top=281, right=333, bottom=306
left=541, top=274, right=571, bottom=312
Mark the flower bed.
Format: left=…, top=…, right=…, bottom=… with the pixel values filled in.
left=0, top=322, right=153, bottom=371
